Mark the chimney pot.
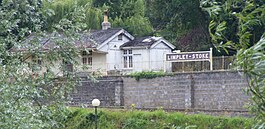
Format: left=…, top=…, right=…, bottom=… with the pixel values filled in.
left=102, top=10, right=111, bottom=30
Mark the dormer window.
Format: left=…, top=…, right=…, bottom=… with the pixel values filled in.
left=118, top=34, right=122, bottom=41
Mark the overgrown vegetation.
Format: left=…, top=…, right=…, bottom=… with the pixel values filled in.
left=0, top=0, right=85, bottom=128
left=200, top=0, right=265, bottom=127
left=129, top=71, right=169, bottom=81
left=64, top=108, right=254, bottom=129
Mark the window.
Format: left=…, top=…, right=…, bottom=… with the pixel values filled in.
left=32, top=56, right=42, bottom=65
left=82, top=51, right=92, bottom=65
left=123, top=50, right=133, bottom=68
left=118, top=34, right=122, bottom=40
left=63, top=60, right=73, bottom=72
left=32, top=55, right=42, bottom=71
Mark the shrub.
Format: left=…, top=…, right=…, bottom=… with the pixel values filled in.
left=129, top=71, right=169, bottom=81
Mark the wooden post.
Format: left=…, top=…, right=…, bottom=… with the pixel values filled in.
left=182, top=62, right=184, bottom=72
left=222, top=55, right=225, bottom=70
left=210, top=48, right=213, bottom=71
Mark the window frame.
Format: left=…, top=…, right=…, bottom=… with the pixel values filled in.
left=123, top=49, right=133, bottom=68
left=32, top=55, right=42, bottom=71
left=118, top=34, right=123, bottom=41
left=82, top=50, right=92, bottom=65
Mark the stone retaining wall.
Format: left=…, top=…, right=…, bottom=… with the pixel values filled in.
left=70, top=71, right=250, bottom=112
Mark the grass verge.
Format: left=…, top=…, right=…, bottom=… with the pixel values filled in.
left=64, top=108, right=254, bottom=129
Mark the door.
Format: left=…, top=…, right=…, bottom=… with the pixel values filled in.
left=133, top=54, right=142, bottom=72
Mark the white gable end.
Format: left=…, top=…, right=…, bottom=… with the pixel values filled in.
left=152, top=41, right=171, bottom=49
left=151, top=38, right=175, bottom=50
left=98, top=33, right=132, bottom=71
left=97, top=29, right=134, bottom=51
left=98, top=34, right=131, bottom=52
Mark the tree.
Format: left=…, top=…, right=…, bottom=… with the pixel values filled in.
left=201, top=0, right=265, bottom=126
left=145, top=0, right=211, bottom=51
left=109, top=0, right=154, bottom=36
left=123, top=14, right=153, bottom=37
left=0, top=0, right=86, bottom=128
left=44, top=0, right=101, bottom=30
left=93, top=0, right=154, bottom=36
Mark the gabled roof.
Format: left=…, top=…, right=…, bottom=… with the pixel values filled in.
left=91, top=28, right=134, bottom=50
left=13, top=28, right=175, bottom=52
left=90, top=28, right=123, bottom=45
left=120, top=36, right=156, bottom=48
left=11, top=32, right=98, bottom=52
left=14, top=28, right=126, bottom=51
left=120, top=36, right=175, bottom=49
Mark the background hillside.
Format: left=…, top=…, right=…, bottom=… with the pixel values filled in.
left=44, top=0, right=211, bottom=52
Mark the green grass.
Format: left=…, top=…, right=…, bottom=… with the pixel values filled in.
left=64, top=108, right=254, bottom=129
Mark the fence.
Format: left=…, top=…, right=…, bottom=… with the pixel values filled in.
left=77, top=56, right=235, bottom=74
left=172, top=56, right=235, bottom=72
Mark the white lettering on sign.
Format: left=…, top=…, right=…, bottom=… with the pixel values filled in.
left=166, top=52, right=210, bottom=61
left=164, top=48, right=213, bottom=71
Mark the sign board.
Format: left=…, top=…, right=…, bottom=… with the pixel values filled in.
left=164, top=48, right=213, bottom=71
left=166, top=52, right=210, bottom=62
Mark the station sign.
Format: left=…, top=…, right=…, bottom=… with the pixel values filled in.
left=166, top=52, right=210, bottom=62
left=165, top=48, right=213, bottom=70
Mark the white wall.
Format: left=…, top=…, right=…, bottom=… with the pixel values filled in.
left=121, top=41, right=173, bottom=74
left=131, top=49, right=149, bottom=71
left=150, top=42, right=172, bottom=72
left=91, top=52, right=107, bottom=74
left=25, top=52, right=108, bottom=76
left=25, top=40, right=172, bottom=76
left=99, top=34, right=131, bottom=71
left=24, top=55, right=64, bottom=77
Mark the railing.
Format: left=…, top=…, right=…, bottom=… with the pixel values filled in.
left=172, top=56, right=235, bottom=72
left=56, top=56, right=235, bottom=75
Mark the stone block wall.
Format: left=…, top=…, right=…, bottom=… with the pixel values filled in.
left=122, top=75, right=191, bottom=109
left=69, top=71, right=250, bottom=111
left=69, top=76, right=123, bottom=107
left=192, top=72, right=249, bottom=110
left=123, top=71, right=249, bottom=110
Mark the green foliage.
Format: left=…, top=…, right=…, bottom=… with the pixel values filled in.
left=129, top=71, right=167, bottom=81
left=237, top=35, right=265, bottom=122
left=44, top=0, right=154, bottom=36
left=64, top=108, right=254, bottom=129
left=201, top=0, right=265, bottom=127
left=146, top=0, right=210, bottom=51
left=201, top=0, right=264, bottom=53
left=108, top=0, right=154, bottom=37
left=122, top=15, right=153, bottom=37
left=42, top=0, right=211, bottom=50
left=44, top=0, right=101, bottom=30
left=0, top=0, right=86, bottom=128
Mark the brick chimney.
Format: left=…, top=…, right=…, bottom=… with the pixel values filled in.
left=102, top=10, right=111, bottom=30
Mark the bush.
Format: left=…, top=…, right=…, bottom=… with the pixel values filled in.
left=64, top=108, right=254, bottom=129
left=129, top=71, right=169, bottom=81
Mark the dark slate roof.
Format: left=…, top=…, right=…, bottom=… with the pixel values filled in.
left=90, top=28, right=123, bottom=44
left=120, top=36, right=161, bottom=48
left=13, top=28, right=133, bottom=51
left=12, top=32, right=97, bottom=51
